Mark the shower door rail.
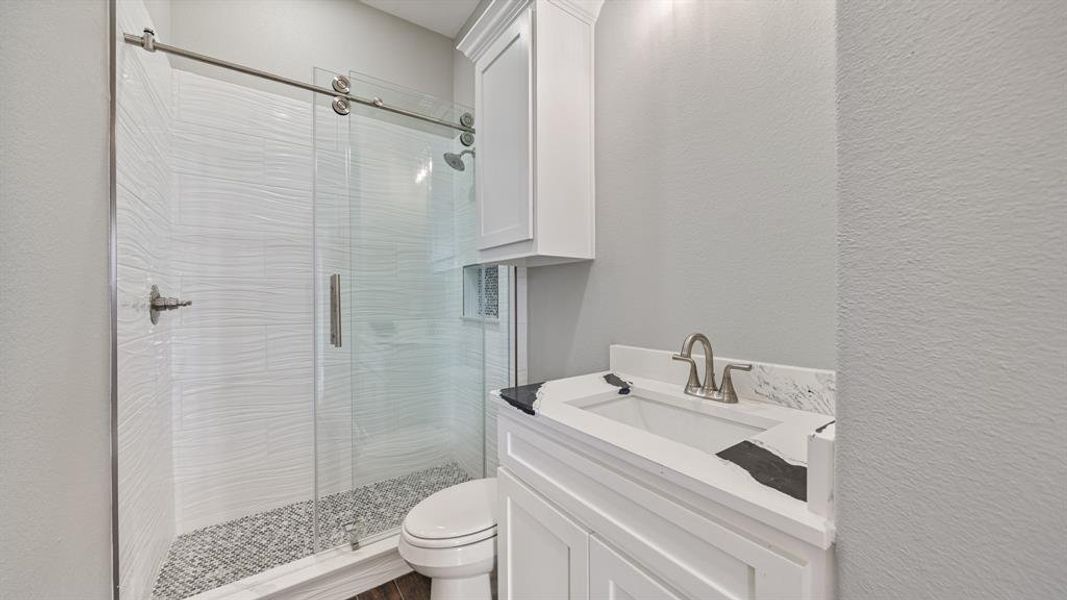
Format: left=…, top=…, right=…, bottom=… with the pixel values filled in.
left=121, top=29, right=476, bottom=137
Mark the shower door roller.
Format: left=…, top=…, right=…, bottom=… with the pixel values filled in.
left=332, top=97, right=351, bottom=116
left=329, top=274, right=342, bottom=348
left=332, top=75, right=351, bottom=94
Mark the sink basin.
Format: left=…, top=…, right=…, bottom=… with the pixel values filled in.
left=569, top=390, right=773, bottom=454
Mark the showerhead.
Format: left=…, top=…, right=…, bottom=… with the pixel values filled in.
left=443, top=149, right=474, bottom=172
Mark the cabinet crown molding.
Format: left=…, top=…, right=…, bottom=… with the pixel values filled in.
left=457, top=0, right=604, bottom=62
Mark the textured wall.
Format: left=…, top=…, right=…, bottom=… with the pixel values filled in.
left=0, top=1, right=112, bottom=598
left=836, top=1, right=1067, bottom=597
left=115, top=0, right=177, bottom=596
left=527, top=0, right=838, bottom=381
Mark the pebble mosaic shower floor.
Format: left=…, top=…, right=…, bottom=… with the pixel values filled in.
left=152, top=462, right=471, bottom=599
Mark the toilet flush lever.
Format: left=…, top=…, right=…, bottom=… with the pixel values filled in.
left=149, top=285, right=192, bottom=324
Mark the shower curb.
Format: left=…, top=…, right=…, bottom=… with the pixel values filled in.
left=184, top=536, right=409, bottom=600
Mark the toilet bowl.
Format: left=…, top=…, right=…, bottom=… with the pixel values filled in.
left=398, top=478, right=497, bottom=600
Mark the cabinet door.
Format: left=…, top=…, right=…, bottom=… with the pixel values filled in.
left=499, top=468, right=589, bottom=600
left=475, top=7, right=533, bottom=251
left=589, top=536, right=684, bottom=600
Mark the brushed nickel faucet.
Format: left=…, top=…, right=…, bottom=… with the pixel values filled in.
left=671, top=332, right=752, bottom=403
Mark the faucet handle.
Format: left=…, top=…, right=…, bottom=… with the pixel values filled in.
left=672, top=353, right=702, bottom=391
left=719, top=363, right=753, bottom=404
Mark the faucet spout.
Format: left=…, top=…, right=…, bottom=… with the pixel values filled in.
left=672, top=332, right=752, bottom=403
left=673, top=332, right=717, bottom=396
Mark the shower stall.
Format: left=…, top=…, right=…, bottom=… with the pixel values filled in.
left=114, top=3, right=509, bottom=598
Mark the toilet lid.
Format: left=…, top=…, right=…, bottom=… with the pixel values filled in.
left=404, top=478, right=497, bottom=541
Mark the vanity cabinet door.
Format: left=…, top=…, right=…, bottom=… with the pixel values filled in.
left=589, top=536, right=684, bottom=600
left=499, top=468, right=589, bottom=600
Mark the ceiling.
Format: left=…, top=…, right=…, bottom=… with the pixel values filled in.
left=361, top=0, right=482, bottom=39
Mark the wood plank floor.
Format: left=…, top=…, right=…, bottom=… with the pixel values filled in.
left=351, top=572, right=430, bottom=600
left=351, top=570, right=497, bottom=600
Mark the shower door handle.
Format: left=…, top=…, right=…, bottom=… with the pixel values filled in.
left=330, top=274, right=342, bottom=348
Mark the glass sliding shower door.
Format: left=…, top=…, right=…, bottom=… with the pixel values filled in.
left=312, top=69, right=501, bottom=550
left=116, top=25, right=505, bottom=594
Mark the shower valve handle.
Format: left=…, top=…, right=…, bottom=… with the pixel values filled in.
left=152, top=296, right=192, bottom=309
left=149, top=285, right=191, bottom=324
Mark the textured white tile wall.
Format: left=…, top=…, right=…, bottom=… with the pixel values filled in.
left=170, top=69, right=316, bottom=532
left=115, top=0, right=176, bottom=597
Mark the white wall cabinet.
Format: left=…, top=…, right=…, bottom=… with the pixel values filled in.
left=457, top=0, right=601, bottom=266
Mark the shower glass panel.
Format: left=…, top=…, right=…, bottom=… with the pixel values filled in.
left=312, top=69, right=497, bottom=550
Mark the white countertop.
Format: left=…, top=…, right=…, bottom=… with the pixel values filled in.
left=493, top=369, right=836, bottom=548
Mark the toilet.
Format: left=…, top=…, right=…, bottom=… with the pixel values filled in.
left=398, top=478, right=497, bottom=600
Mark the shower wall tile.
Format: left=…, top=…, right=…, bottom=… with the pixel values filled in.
left=172, top=427, right=313, bottom=533
left=174, top=70, right=313, bottom=148
left=115, top=1, right=176, bottom=598
left=313, top=152, right=350, bottom=198
left=264, top=138, right=317, bottom=191
left=170, top=397, right=314, bottom=530
left=117, top=336, right=176, bottom=600
left=452, top=321, right=488, bottom=478
left=170, top=234, right=268, bottom=278
left=171, top=325, right=269, bottom=378
left=266, top=324, right=315, bottom=372
left=174, top=173, right=311, bottom=236
left=175, top=276, right=309, bottom=327
left=176, top=380, right=310, bottom=431
left=173, top=128, right=268, bottom=186
left=170, top=69, right=317, bottom=533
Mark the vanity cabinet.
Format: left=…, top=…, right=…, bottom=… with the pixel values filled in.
left=589, top=536, right=683, bottom=600
left=500, top=469, right=686, bottom=600
left=457, top=0, right=601, bottom=266
left=499, top=469, right=588, bottom=600
left=495, top=402, right=835, bottom=600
